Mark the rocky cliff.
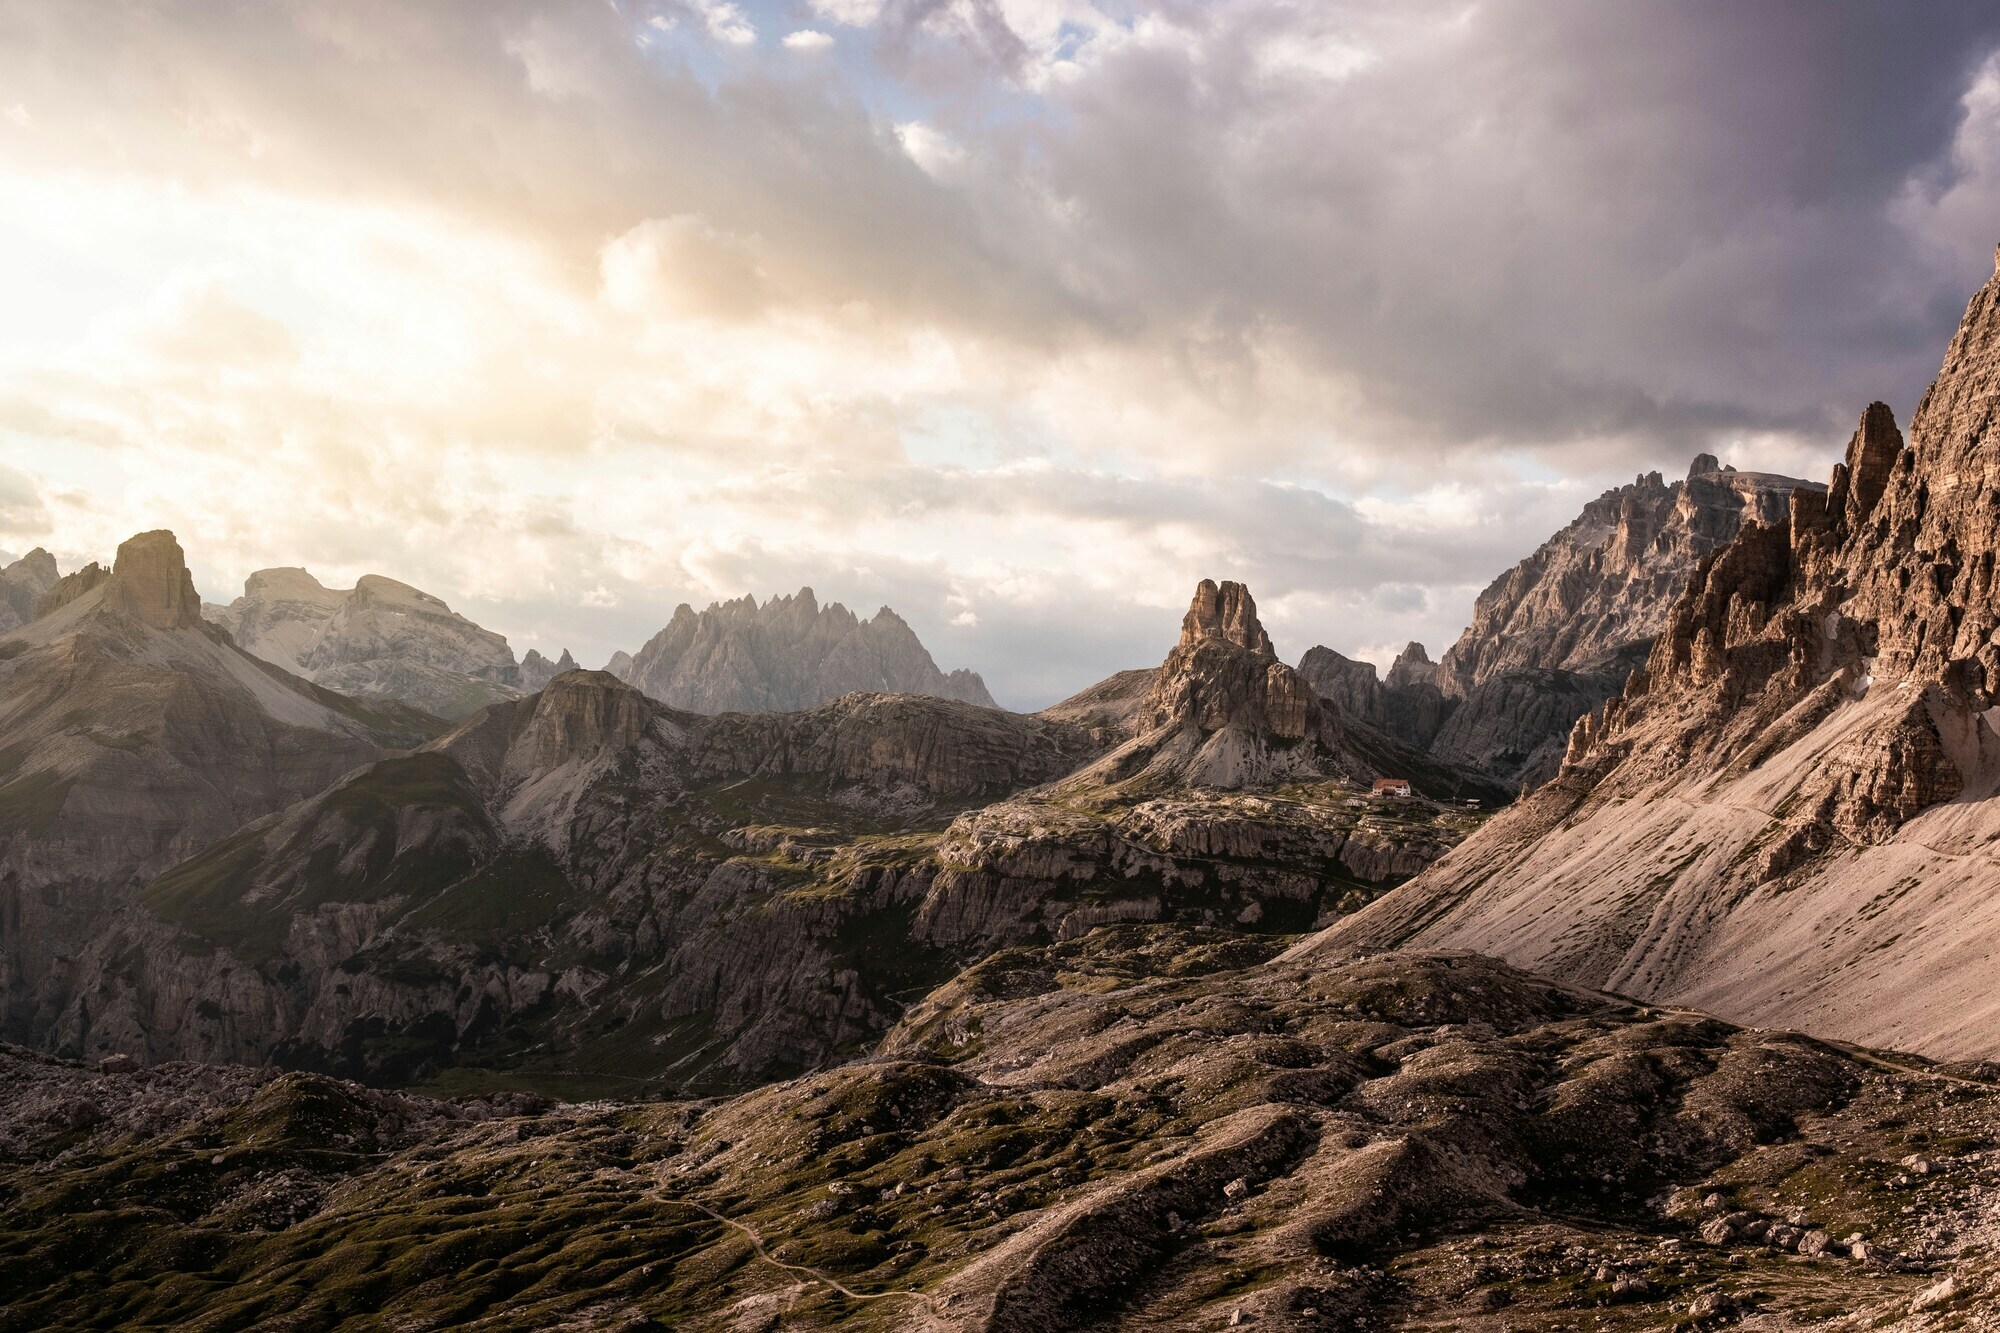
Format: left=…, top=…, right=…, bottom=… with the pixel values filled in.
left=1292, top=460, right=1819, bottom=792
left=1439, top=458, right=1819, bottom=695
left=213, top=568, right=551, bottom=720
left=617, top=588, right=997, bottom=714
left=1068, top=581, right=1503, bottom=799
left=0, top=530, right=439, bottom=1047
left=0, top=547, right=59, bottom=633
left=1314, top=255, right=2000, bottom=1062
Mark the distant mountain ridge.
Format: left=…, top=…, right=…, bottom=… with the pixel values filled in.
left=1438, top=456, right=1822, bottom=696
left=615, top=586, right=997, bottom=713
left=210, top=568, right=576, bottom=721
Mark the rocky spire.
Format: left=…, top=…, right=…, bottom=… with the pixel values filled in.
left=1835, top=400, right=1904, bottom=528
left=1145, top=580, right=1310, bottom=741
left=104, top=531, right=203, bottom=630
left=1385, top=641, right=1438, bottom=691
left=1177, top=579, right=1274, bottom=656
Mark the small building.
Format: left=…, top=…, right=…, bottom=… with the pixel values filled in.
left=1372, top=778, right=1413, bottom=798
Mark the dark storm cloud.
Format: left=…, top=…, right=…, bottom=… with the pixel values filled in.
left=968, top=0, right=2000, bottom=466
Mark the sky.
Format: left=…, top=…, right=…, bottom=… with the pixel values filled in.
left=4, top=1, right=2000, bottom=708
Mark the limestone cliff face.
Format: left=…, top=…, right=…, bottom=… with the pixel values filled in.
left=0, top=548, right=59, bottom=633
left=1294, top=460, right=1818, bottom=791
left=1295, top=643, right=1453, bottom=752
left=1426, top=667, right=1620, bottom=790
left=207, top=567, right=344, bottom=673
left=0, top=530, right=438, bottom=1049
left=1438, top=460, right=1820, bottom=696
left=620, top=588, right=997, bottom=714
left=216, top=569, right=525, bottom=720
left=1314, top=256, right=2000, bottom=1062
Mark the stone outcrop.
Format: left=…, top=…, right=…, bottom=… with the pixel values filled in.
left=1293, top=456, right=1819, bottom=792
left=1295, top=643, right=1450, bottom=752
left=1314, top=255, right=2000, bottom=1062
left=101, top=530, right=205, bottom=630
left=1438, top=459, right=1819, bottom=697
left=34, top=561, right=108, bottom=619
left=517, top=647, right=577, bottom=692
left=617, top=587, right=997, bottom=714
left=215, top=568, right=525, bottom=720
left=1058, top=581, right=1508, bottom=800
left=0, top=547, right=58, bottom=632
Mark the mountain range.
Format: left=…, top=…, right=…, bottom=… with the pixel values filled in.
left=11, top=269, right=2000, bottom=1325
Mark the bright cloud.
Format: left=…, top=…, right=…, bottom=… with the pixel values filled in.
left=3, top=0, right=1999, bottom=706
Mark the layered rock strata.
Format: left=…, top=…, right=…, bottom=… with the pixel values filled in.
left=215, top=569, right=526, bottom=721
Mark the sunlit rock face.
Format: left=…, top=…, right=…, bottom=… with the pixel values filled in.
left=1438, top=456, right=1821, bottom=697
left=1294, top=455, right=1820, bottom=792
left=1316, top=258, right=2000, bottom=1064
left=213, top=567, right=536, bottom=721
left=619, top=587, right=997, bottom=714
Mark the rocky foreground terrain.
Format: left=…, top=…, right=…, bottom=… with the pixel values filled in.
left=3, top=933, right=1997, bottom=1330
left=1322, top=253, right=2000, bottom=1063
left=616, top=588, right=998, bottom=714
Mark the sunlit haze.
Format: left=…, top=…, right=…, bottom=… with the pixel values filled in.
left=5, top=0, right=2000, bottom=705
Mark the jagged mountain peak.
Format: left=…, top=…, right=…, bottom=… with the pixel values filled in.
left=1437, top=452, right=1820, bottom=697
left=1386, top=640, right=1438, bottom=690
left=517, top=646, right=579, bottom=692
left=1177, top=578, right=1274, bottom=656
left=1065, top=580, right=1510, bottom=799
left=622, top=585, right=996, bottom=713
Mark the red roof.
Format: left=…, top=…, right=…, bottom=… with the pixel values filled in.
left=1372, top=777, right=1411, bottom=793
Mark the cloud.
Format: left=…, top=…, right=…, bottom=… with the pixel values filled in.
left=4, top=1, right=2000, bottom=705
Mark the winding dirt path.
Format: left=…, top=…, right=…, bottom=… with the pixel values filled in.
left=652, top=1192, right=942, bottom=1315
